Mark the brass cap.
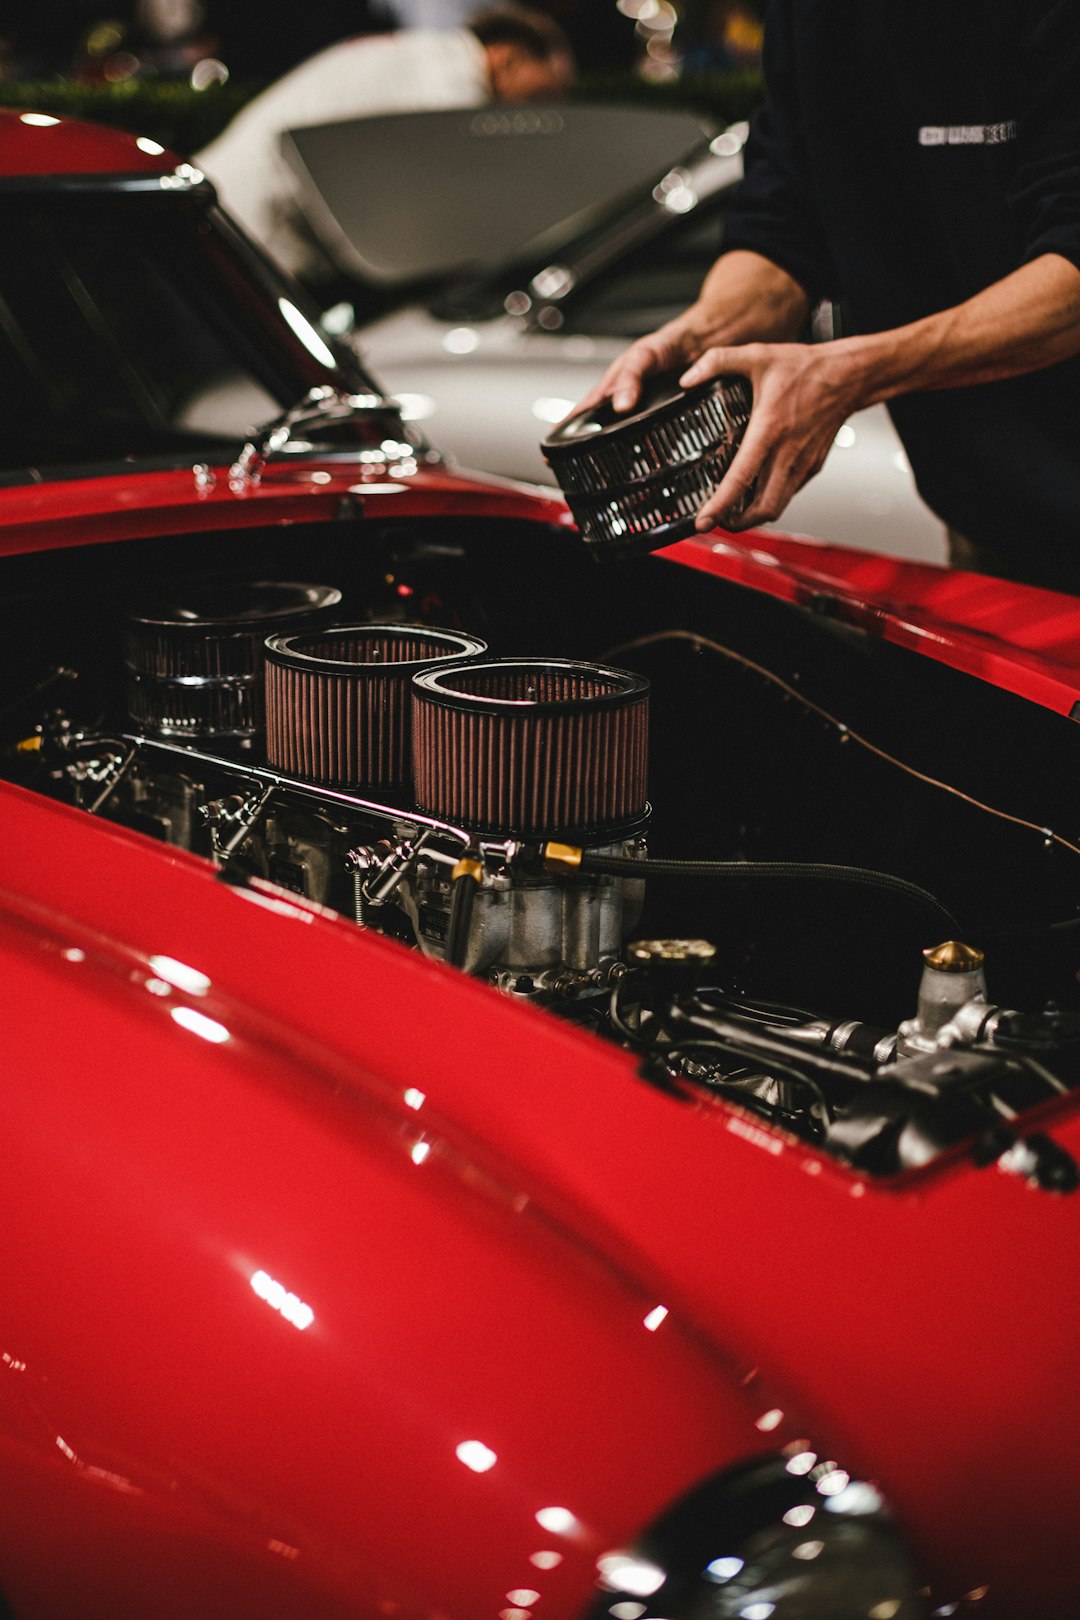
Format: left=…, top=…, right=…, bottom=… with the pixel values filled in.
left=922, top=940, right=985, bottom=973
left=543, top=841, right=583, bottom=874
left=629, top=939, right=717, bottom=966
left=451, top=857, right=484, bottom=884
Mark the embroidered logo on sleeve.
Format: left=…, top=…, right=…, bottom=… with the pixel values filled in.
left=919, top=122, right=1018, bottom=147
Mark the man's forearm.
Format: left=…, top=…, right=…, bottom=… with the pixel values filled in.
left=835, top=253, right=1080, bottom=406
left=576, top=249, right=812, bottom=414
left=684, top=249, right=812, bottom=349
left=677, top=252, right=1080, bottom=535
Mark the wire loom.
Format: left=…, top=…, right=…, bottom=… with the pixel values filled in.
left=603, top=628, right=1080, bottom=862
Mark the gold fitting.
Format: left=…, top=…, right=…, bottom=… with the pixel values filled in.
left=15, top=735, right=42, bottom=754
left=543, top=842, right=583, bottom=875
left=451, top=857, right=484, bottom=885
left=629, top=938, right=717, bottom=966
left=922, top=940, right=985, bottom=973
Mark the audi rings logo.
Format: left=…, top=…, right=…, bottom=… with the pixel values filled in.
left=470, top=109, right=565, bottom=137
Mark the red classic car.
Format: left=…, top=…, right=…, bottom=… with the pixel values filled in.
left=1, top=111, right=1078, bottom=1620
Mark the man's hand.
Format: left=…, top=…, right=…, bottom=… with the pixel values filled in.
left=679, top=340, right=863, bottom=532
left=574, top=320, right=697, bottom=418
left=677, top=254, right=1080, bottom=534
left=568, top=249, right=1080, bottom=538
left=570, top=252, right=812, bottom=420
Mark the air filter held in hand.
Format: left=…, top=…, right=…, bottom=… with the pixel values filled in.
left=264, top=624, right=486, bottom=790
left=541, top=372, right=752, bottom=559
left=411, top=658, right=649, bottom=840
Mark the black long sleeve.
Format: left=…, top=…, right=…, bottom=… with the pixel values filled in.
left=1012, top=0, right=1080, bottom=273
left=717, top=0, right=1080, bottom=583
left=725, top=0, right=1080, bottom=324
left=719, top=0, right=839, bottom=300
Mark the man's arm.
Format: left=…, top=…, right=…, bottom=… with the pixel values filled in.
left=575, top=251, right=810, bottom=416
left=681, top=251, right=1080, bottom=533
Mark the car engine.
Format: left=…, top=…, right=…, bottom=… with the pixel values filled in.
left=84, top=583, right=651, bottom=998
left=5, top=515, right=1080, bottom=1190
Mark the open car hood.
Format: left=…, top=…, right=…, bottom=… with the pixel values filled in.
left=281, top=103, right=716, bottom=285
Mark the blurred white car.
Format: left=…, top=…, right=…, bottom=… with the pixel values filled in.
left=286, top=105, right=945, bottom=562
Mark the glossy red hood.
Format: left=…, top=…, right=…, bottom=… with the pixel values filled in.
left=2, top=457, right=1080, bottom=1616
left=0, top=108, right=178, bottom=177
left=0, top=785, right=764, bottom=1620
left=2, top=774, right=1078, bottom=1616
left=666, top=529, right=1080, bottom=718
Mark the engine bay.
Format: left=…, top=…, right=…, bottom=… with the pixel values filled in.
left=5, top=513, right=1080, bottom=1187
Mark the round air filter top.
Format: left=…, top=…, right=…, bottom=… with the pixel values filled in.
left=541, top=371, right=752, bottom=560
left=125, top=580, right=342, bottom=745
left=264, top=623, right=487, bottom=789
left=411, top=658, right=649, bottom=839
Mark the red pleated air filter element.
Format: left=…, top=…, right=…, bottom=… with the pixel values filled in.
left=264, top=625, right=487, bottom=789
left=411, top=659, right=650, bottom=839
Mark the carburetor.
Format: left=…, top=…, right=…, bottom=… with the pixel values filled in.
left=348, top=658, right=651, bottom=995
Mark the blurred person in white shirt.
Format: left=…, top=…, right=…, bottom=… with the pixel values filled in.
left=196, top=6, right=574, bottom=276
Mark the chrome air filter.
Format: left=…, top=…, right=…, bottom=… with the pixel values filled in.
left=541, top=372, right=752, bottom=559
left=264, top=624, right=487, bottom=789
left=411, top=659, right=649, bottom=839
left=126, top=581, right=342, bottom=747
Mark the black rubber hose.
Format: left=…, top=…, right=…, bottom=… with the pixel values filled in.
left=444, top=868, right=480, bottom=969
left=578, top=852, right=960, bottom=937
